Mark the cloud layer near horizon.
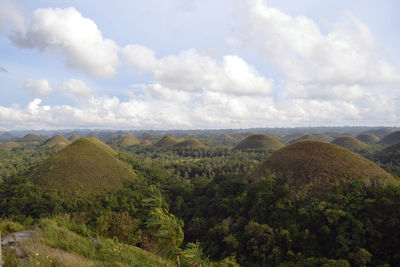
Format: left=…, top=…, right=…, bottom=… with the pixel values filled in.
left=0, top=0, right=399, bottom=130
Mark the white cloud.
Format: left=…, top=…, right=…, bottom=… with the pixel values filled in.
left=123, top=46, right=274, bottom=95
left=60, top=79, right=95, bottom=100
left=11, top=7, right=119, bottom=78
left=0, top=0, right=25, bottom=34
left=22, top=79, right=53, bottom=97
left=236, top=0, right=400, bottom=88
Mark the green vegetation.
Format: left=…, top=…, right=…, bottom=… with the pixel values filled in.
left=364, top=128, right=393, bottom=138
left=253, top=140, right=396, bottom=197
left=1, top=129, right=400, bottom=266
left=379, top=130, right=400, bottom=145
left=233, top=134, right=284, bottom=151
left=331, top=136, right=368, bottom=150
left=28, top=137, right=136, bottom=196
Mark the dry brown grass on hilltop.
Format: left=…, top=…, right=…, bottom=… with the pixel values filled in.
left=331, top=136, right=368, bottom=150
left=253, top=140, right=397, bottom=198
left=233, top=134, right=284, bottom=151
left=29, top=137, right=136, bottom=196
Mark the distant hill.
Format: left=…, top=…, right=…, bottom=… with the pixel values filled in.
left=109, top=134, right=140, bottom=147
left=356, top=134, right=380, bottom=144
left=29, top=137, right=136, bottom=196
left=0, top=141, right=20, bottom=151
left=42, top=134, right=71, bottom=149
left=364, top=128, right=393, bottom=138
left=374, top=143, right=400, bottom=176
left=155, top=135, right=180, bottom=148
left=331, top=136, right=368, bottom=150
left=173, top=139, right=206, bottom=149
left=20, top=134, right=42, bottom=142
left=216, top=133, right=236, bottom=146
left=140, top=140, right=152, bottom=146
left=253, top=140, right=397, bottom=198
left=289, top=133, right=333, bottom=143
left=233, top=134, right=284, bottom=151
left=68, top=134, right=81, bottom=142
left=379, top=131, right=400, bottom=146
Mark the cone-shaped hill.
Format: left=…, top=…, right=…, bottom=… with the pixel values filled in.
left=356, top=134, right=380, bottom=144
left=364, top=128, right=393, bottom=138
left=233, top=134, right=284, bottom=151
left=42, top=134, right=71, bottom=149
left=20, top=134, right=42, bottom=142
left=331, top=136, right=368, bottom=150
left=155, top=135, right=180, bottom=148
left=374, top=143, right=400, bottom=176
left=140, top=140, right=152, bottom=146
left=253, top=141, right=397, bottom=198
left=28, top=137, right=136, bottom=196
left=217, top=133, right=236, bottom=146
left=68, top=134, right=81, bottom=142
left=379, top=131, right=400, bottom=146
left=115, top=134, right=140, bottom=147
left=0, top=141, right=20, bottom=151
left=173, top=139, right=206, bottom=149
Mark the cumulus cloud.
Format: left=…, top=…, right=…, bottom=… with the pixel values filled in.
left=11, top=7, right=119, bottom=78
left=60, top=79, right=95, bottom=100
left=22, top=79, right=53, bottom=97
left=1, top=84, right=399, bottom=130
left=236, top=0, right=400, bottom=90
left=123, top=46, right=274, bottom=95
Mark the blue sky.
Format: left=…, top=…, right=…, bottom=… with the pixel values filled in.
left=0, top=0, right=399, bottom=130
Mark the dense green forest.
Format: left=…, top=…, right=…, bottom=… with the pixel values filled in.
left=1, top=130, right=400, bottom=266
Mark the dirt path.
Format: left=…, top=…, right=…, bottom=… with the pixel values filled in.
left=1, top=230, right=35, bottom=260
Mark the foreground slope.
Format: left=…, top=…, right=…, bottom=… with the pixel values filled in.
left=29, top=138, right=136, bottom=196
left=253, top=140, right=396, bottom=197
left=233, top=134, right=284, bottom=151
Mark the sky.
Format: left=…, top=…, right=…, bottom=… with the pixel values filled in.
left=0, top=0, right=400, bottom=130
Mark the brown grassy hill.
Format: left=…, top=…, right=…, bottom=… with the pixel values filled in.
left=331, top=136, right=368, bottom=150
left=356, top=134, right=380, bottom=144
left=28, top=137, right=135, bottom=196
left=43, top=134, right=71, bottom=149
left=0, top=141, right=20, bottom=151
left=116, top=134, right=140, bottom=147
left=379, top=131, right=400, bottom=146
left=173, top=139, right=206, bottom=149
left=68, top=134, right=81, bottom=142
left=155, top=135, right=180, bottom=148
left=253, top=140, right=397, bottom=198
left=140, top=140, right=152, bottom=146
left=233, top=134, right=284, bottom=151
left=217, top=133, right=236, bottom=146
left=20, top=134, right=42, bottom=142
left=289, top=134, right=317, bottom=144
